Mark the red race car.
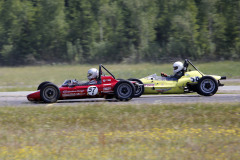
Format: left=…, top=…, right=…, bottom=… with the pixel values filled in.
left=27, top=64, right=143, bottom=103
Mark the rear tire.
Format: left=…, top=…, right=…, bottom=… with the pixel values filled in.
left=40, top=83, right=60, bottom=103
left=197, top=76, right=218, bottom=96
left=128, top=78, right=144, bottom=97
left=114, top=80, right=135, bottom=101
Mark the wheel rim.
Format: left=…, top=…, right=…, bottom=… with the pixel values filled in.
left=117, top=83, right=132, bottom=98
left=135, top=85, right=142, bottom=95
left=43, top=86, right=57, bottom=100
left=200, top=79, right=215, bottom=94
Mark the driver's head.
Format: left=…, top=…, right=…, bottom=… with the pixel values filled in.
left=173, top=61, right=183, bottom=74
left=87, top=68, right=99, bottom=80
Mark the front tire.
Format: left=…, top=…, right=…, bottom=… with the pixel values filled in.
left=114, top=80, right=135, bottom=101
left=128, top=78, right=144, bottom=97
left=40, top=83, right=60, bottom=103
left=37, top=81, right=51, bottom=90
left=197, top=76, right=218, bottom=96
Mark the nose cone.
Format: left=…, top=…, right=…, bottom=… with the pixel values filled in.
left=27, top=91, right=41, bottom=101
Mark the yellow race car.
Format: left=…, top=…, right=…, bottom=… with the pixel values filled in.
left=133, top=59, right=226, bottom=96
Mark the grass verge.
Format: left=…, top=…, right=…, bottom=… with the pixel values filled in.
left=0, top=103, right=239, bottom=159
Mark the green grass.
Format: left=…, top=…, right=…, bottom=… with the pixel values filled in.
left=194, top=61, right=240, bottom=79
left=0, top=103, right=239, bottom=159
left=0, top=61, right=239, bottom=91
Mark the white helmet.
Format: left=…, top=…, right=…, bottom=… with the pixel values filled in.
left=173, top=61, right=183, bottom=74
left=87, top=68, right=99, bottom=80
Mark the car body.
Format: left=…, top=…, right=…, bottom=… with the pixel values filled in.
left=139, top=59, right=226, bottom=96
left=27, top=64, right=142, bottom=103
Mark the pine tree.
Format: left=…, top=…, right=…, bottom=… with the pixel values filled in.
left=66, top=0, right=97, bottom=63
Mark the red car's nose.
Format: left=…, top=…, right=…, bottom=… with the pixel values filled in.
left=27, top=91, right=41, bottom=101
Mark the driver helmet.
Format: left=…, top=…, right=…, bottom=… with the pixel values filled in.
left=87, top=68, right=99, bottom=80
left=173, top=61, right=183, bottom=74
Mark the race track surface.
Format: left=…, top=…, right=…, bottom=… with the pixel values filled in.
left=0, top=86, right=240, bottom=107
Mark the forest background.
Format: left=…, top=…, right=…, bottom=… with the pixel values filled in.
left=0, top=0, right=239, bottom=66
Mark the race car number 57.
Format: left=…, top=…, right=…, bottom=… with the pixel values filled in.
left=87, top=86, right=98, bottom=96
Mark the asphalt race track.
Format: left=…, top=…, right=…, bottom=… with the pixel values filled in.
left=0, top=86, right=240, bottom=107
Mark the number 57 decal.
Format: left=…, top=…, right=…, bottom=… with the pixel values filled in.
left=87, top=86, right=98, bottom=96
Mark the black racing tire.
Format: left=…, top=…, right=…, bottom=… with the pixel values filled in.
left=128, top=78, right=144, bottom=97
left=37, top=81, right=51, bottom=90
left=197, top=76, right=218, bottom=96
left=114, top=80, right=135, bottom=101
left=40, top=83, right=60, bottom=103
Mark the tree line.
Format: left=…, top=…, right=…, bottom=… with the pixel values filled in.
left=0, top=0, right=239, bottom=66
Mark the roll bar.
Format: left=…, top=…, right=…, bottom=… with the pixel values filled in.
left=98, top=64, right=116, bottom=81
left=184, top=59, right=204, bottom=76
